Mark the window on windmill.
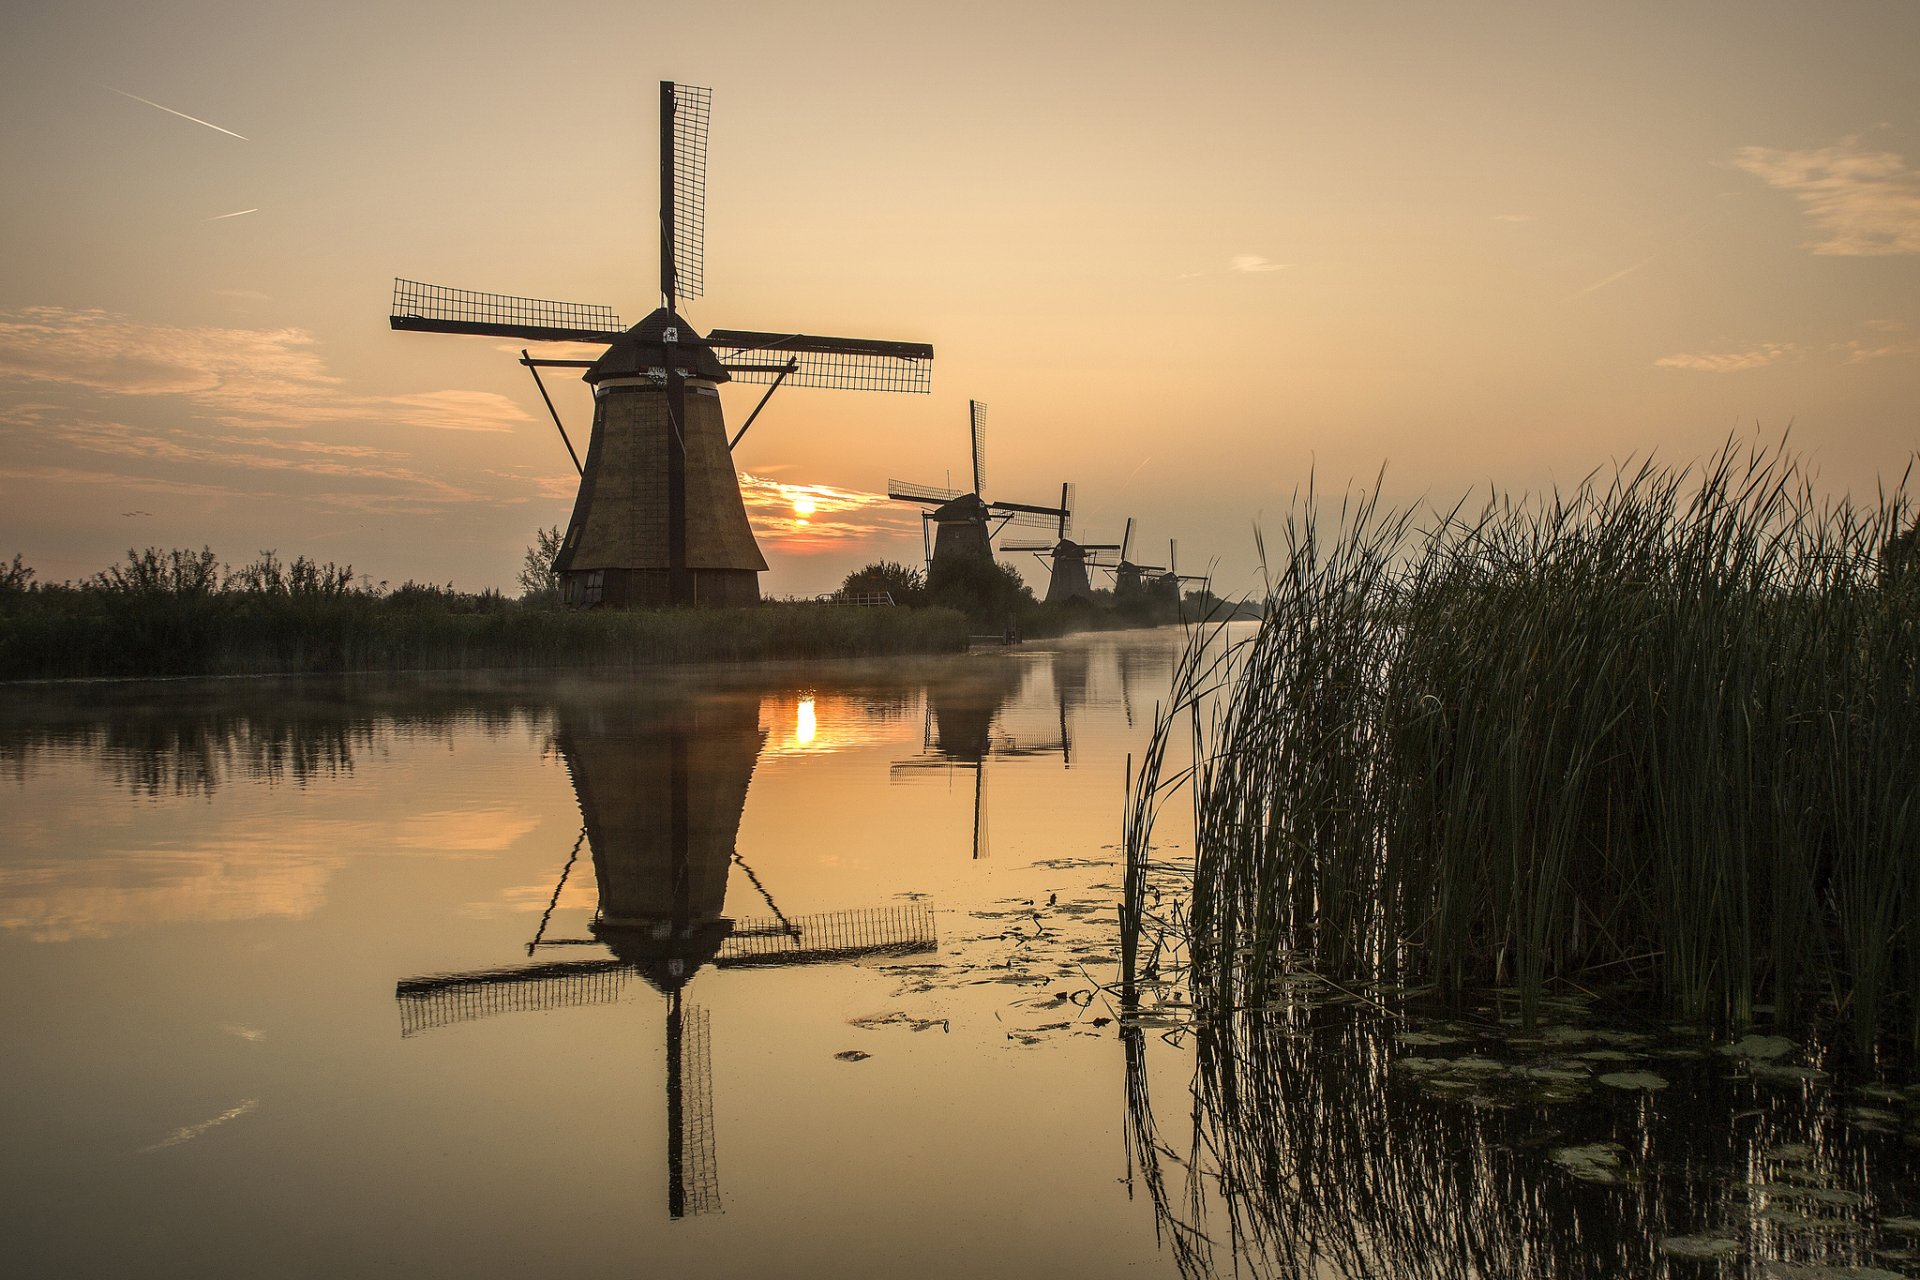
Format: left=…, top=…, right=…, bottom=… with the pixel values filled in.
left=582, top=571, right=604, bottom=606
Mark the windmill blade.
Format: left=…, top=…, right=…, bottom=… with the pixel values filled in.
left=991, top=499, right=1070, bottom=519
left=1169, top=538, right=1177, bottom=577
left=1120, top=517, right=1134, bottom=563
left=992, top=508, right=1063, bottom=530
left=715, top=903, right=936, bottom=968
left=708, top=330, right=933, bottom=393
left=1078, top=543, right=1123, bottom=552
left=1000, top=542, right=1056, bottom=553
left=389, top=279, right=623, bottom=343
left=969, top=401, right=987, bottom=494
left=1059, top=482, right=1074, bottom=540
left=664, top=82, right=711, bottom=303
left=394, top=957, right=633, bottom=1037
left=888, top=479, right=960, bottom=504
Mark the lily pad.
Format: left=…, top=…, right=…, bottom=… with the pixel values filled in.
left=1551, top=1142, right=1627, bottom=1184
left=1599, top=1071, right=1670, bottom=1091
left=1720, top=1034, right=1797, bottom=1060
left=1661, top=1235, right=1746, bottom=1260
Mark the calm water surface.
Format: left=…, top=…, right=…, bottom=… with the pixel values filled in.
left=8, top=625, right=1920, bottom=1280
left=2, top=629, right=1194, bottom=1279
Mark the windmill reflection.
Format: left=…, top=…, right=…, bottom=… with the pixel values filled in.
left=395, top=688, right=936, bottom=1220
left=890, top=649, right=1094, bottom=858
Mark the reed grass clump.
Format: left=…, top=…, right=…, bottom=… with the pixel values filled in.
left=1178, top=441, right=1919, bottom=1049
left=0, top=547, right=969, bottom=679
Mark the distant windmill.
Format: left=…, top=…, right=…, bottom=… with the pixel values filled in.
left=1001, top=484, right=1124, bottom=605
left=389, top=82, right=934, bottom=608
left=1150, top=539, right=1208, bottom=613
left=1104, top=519, right=1166, bottom=600
left=887, top=401, right=1066, bottom=574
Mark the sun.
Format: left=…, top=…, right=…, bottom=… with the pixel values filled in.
left=792, top=495, right=817, bottom=518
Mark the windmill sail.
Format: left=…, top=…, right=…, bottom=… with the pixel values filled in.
left=665, top=82, right=711, bottom=303
left=970, top=401, right=987, bottom=494
left=709, top=330, right=933, bottom=393
left=389, top=279, right=623, bottom=343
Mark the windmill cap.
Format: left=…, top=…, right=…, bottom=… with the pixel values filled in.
left=584, top=307, right=732, bottom=385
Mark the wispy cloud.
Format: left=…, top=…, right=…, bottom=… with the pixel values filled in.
left=1730, top=136, right=1920, bottom=255
left=737, top=472, right=919, bottom=554
left=0, top=408, right=491, bottom=511
left=106, top=87, right=248, bottom=141
left=0, top=307, right=528, bottom=433
left=1654, top=343, right=1796, bottom=374
left=206, top=208, right=258, bottom=221
left=1231, top=254, right=1290, bottom=273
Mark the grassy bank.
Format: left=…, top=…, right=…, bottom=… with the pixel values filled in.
left=1132, top=441, right=1919, bottom=1050
left=0, top=567, right=970, bottom=680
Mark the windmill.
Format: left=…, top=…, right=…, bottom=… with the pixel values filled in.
left=1001, top=484, right=1124, bottom=605
left=887, top=401, right=1066, bottom=575
left=389, top=82, right=934, bottom=608
left=394, top=690, right=936, bottom=1219
left=1103, top=518, right=1165, bottom=602
left=1149, top=539, right=1209, bottom=613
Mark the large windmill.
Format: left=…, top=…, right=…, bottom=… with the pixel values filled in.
left=887, top=401, right=1066, bottom=574
left=1001, top=485, right=1123, bottom=605
left=389, top=82, right=934, bottom=608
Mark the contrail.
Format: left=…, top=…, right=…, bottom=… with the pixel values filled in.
left=106, top=87, right=248, bottom=140
left=1562, top=253, right=1656, bottom=304
left=206, top=208, right=258, bottom=221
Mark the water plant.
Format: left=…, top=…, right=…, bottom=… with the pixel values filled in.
left=1141, top=438, right=1918, bottom=1051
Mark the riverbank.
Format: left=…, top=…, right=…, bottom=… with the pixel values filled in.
left=0, top=591, right=974, bottom=681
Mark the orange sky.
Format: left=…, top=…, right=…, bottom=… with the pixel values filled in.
left=2, top=1, right=1917, bottom=598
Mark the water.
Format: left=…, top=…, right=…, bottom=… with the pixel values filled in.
left=7, top=625, right=1920, bottom=1279
left=0, top=630, right=1192, bottom=1278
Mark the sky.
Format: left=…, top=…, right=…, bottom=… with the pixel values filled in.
left=1, top=0, right=1916, bottom=600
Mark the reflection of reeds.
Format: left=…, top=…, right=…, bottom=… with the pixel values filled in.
left=1154, top=440, right=1917, bottom=1049
left=1120, top=992, right=1901, bottom=1280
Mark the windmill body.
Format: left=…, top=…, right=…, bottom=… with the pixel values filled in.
left=551, top=310, right=766, bottom=608
left=388, top=83, right=932, bottom=608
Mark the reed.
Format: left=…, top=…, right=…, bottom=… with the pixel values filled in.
left=1145, top=439, right=1918, bottom=1049
left=0, top=577, right=970, bottom=681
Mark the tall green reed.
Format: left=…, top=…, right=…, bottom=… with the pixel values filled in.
left=1156, top=439, right=1917, bottom=1049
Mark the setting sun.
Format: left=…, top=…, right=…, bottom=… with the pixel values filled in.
left=793, top=496, right=817, bottom=518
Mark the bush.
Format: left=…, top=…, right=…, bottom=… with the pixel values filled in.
left=839, top=560, right=925, bottom=606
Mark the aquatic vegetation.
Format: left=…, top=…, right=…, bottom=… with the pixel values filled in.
left=1153, top=439, right=1919, bottom=1050
left=0, top=565, right=972, bottom=678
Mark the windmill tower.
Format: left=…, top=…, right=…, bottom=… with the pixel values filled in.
left=389, top=82, right=934, bottom=608
left=1001, top=485, right=1124, bottom=605
left=887, top=401, right=1066, bottom=575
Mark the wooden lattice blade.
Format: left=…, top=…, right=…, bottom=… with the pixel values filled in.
left=708, top=328, right=933, bottom=393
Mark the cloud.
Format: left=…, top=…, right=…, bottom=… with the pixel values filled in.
left=0, top=307, right=529, bottom=433
left=1231, top=254, right=1290, bottom=273
left=0, top=407, right=492, bottom=510
left=737, top=472, right=920, bottom=554
left=1654, top=343, right=1795, bottom=373
left=1730, top=137, right=1920, bottom=255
